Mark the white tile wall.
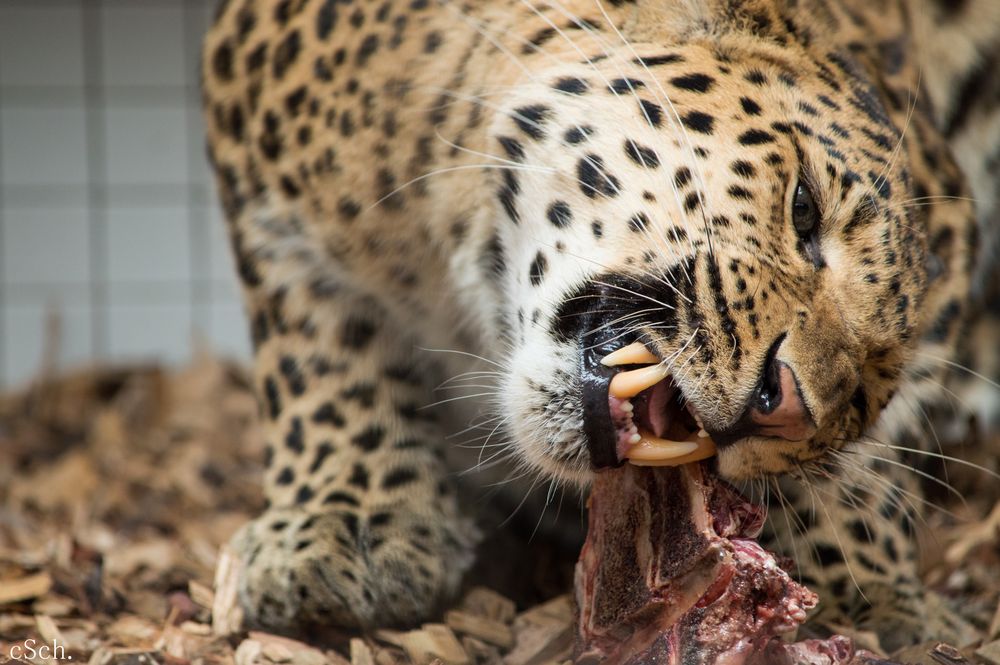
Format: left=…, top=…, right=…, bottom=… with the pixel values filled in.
left=108, top=302, right=194, bottom=363
left=104, top=105, right=192, bottom=186
left=101, top=5, right=188, bottom=89
left=107, top=205, right=192, bottom=283
left=0, top=5, right=85, bottom=88
left=1, top=104, right=90, bottom=186
left=2, top=207, right=92, bottom=286
left=0, top=0, right=250, bottom=389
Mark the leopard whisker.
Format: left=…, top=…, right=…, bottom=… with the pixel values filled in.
left=849, top=435, right=1000, bottom=482
left=367, top=163, right=556, bottom=212
left=418, top=346, right=505, bottom=368
left=799, top=471, right=871, bottom=604
left=915, top=352, right=1000, bottom=392
left=829, top=446, right=970, bottom=516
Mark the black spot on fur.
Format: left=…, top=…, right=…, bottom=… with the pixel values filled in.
left=634, top=54, right=683, bottom=67
left=351, top=425, right=385, bottom=451
left=424, top=31, right=442, bottom=53
left=731, top=160, right=755, bottom=178
left=341, top=315, right=376, bottom=350
left=276, top=466, right=295, bottom=485
left=740, top=97, right=762, bottom=115
left=814, top=543, right=845, bottom=566
left=338, top=197, right=361, bottom=220
left=382, top=467, right=419, bottom=489
left=356, top=34, right=379, bottom=65
left=547, top=201, right=573, bottom=228
left=279, top=356, right=306, bottom=396
left=348, top=463, right=370, bottom=489
left=727, top=185, right=753, bottom=200
left=577, top=154, right=620, bottom=198
left=272, top=29, right=301, bottom=79
left=295, top=485, right=314, bottom=504
left=213, top=40, right=235, bottom=82
left=497, top=136, right=524, bottom=161
left=674, top=166, right=691, bottom=188
left=264, top=376, right=282, bottom=419
left=310, top=442, right=336, bottom=473
left=324, top=491, right=359, bottom=506
left=608, top=78, right=644, bottom=94
left=512, top=105, right=549, bottom=140
left=554, top=77, right=588, bottom=94
left=638, top=99, right=663, bottom=126
left=738, top=129, right=776, bottom=145
left=628, top=212, right=649, bottom=232
left=285, top=417, right=304, bottom=453
left=529, top=252, right=548, bottom=286
left=312, top=402, right=346, bottom=428
left=341, top=383, right=376, bottom=408
left=497, top=184, right=519, bottom=224
left=623, top=139, right=659, bottom=167
left=670, top=73, right=714, bottom=93
left=317, top=0, right=337, bottom=39
left=681, top=111, right=714, bottom=134
left=564, top=125, right=593, bottom=144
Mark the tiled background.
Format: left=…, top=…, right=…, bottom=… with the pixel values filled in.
left=0, top=0, right=251, bottom=389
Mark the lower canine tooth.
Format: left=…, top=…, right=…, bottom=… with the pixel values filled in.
left=609, top=363, right=670, bottom=398
left=698, top=428, right=710, bottom=438
left=626, top=429, right=717, bottom=466
left=601, top=342, right=659, bottom=367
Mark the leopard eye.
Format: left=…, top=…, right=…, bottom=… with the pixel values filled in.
left=791, top=181, right=819, bottom=236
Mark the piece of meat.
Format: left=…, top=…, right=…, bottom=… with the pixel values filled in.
left=573, top=463, right=898, bottom=665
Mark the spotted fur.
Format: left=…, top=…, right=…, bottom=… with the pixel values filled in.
left=202, top=0, right=1000, bottom=648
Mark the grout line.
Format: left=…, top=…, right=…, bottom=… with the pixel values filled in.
left=82, top=0, right=108, bottom=360
left=0, top=64, right=7, bottom=384
left=183, top=0, right=208, bottom=346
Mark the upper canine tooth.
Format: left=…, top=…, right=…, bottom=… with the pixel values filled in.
left=609, top=363, right=670, bottom=398
left=601, top=342, right=659, bottom=367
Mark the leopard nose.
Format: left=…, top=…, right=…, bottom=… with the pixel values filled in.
left=748, top=356, right=816, bottom=442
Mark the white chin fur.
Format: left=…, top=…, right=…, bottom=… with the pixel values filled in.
left=502, top=340, right=593, bottom=487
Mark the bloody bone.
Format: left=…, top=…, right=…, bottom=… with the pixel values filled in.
left=574, top=463, right=898, bottom=665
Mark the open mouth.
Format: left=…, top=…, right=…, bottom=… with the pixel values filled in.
left=585, top=341, right=717, bottom=469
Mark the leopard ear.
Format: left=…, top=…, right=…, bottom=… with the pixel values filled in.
left=622, top=0, right=786, bottom=44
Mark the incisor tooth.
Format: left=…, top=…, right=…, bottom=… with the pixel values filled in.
left=609, top=363, right=670, bottom=399
left=601, top=342, right=659, bottom=367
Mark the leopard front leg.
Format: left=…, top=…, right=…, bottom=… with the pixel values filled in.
left=226, top=216, right=477, bottom=631
left=766, top=457, right=968, bottom=653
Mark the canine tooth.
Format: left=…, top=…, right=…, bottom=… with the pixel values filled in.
left=609, top=363, right=670, bottom=398
left=698, top=428, right=710, bottom=438
left=627, top=429, right=717, bottom=467
left=621, top=400, right=634, bottom=413
left=601, top=342, right=659, bottom=367
left=627, top=437, right=698, bottom=461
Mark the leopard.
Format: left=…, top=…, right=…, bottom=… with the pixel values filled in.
left=201, top=0, right=1000, bottom=653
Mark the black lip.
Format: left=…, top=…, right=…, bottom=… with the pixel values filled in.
left=580, top=338, right=625, bottom=469
left=553, top=273, right=680, bottom=470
